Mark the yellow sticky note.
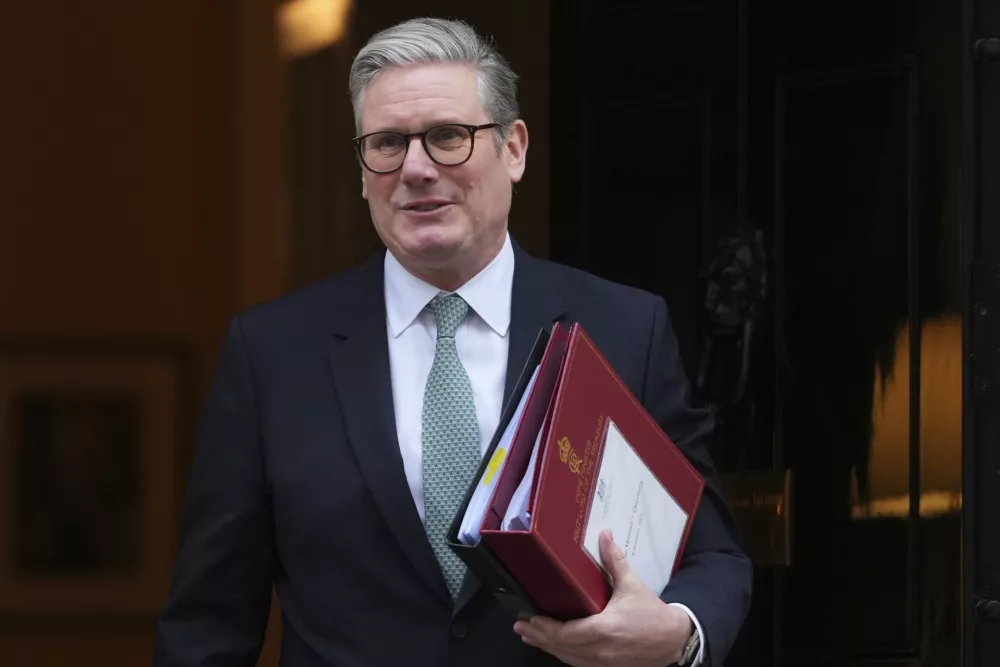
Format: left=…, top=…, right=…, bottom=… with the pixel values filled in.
left=482, top=447, right=506, bottom=486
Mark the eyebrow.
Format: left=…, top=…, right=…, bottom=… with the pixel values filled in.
left=365, top=118, right=473, bottom=134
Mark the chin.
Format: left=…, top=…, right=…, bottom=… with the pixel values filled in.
left=396, top=220, right=468, bottom=259
left=404, top=238, right=464, bottom=264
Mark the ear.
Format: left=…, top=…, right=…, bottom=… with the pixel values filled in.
left=504, top=120, right=529, bottom=184
left=361, top=169, right=368, bottom=199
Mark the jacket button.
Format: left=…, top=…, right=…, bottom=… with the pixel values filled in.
left=450, top=621, right=467, bottom=639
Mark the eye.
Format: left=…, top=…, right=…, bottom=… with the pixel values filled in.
left=428, top=125, right=469, bottom=149
left=369, top=133, right=404, bottom=152
left=435, top=127, right=461, bottom=141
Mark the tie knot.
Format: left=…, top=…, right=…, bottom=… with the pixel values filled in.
left=428, top=294, right=468, bottom=339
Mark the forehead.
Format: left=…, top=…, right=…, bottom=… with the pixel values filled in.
left=359, top=62, right=486, bottom=133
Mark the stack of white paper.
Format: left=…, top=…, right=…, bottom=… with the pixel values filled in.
left=501, top=425, right=545, bottom=531
left=457, top=365, right=540, bottom=546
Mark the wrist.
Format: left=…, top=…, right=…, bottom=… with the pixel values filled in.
left=657, top=602, right=694, bottom=664
left=664, top=602, right=702, bottom=666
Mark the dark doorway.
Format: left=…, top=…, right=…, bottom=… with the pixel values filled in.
left=549, top=0, right=996, bottom=665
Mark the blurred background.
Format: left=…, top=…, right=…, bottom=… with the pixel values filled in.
left=0, top=2, right=545, bottom=664
left=1, top=0, right=997, bottom=666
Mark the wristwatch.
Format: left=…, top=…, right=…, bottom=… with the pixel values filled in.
left=677, top=627, right=701, bottom=666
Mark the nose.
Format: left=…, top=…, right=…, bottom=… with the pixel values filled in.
left=399, top=136, right=439, bottom=184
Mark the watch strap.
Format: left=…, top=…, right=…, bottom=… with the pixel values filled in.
left=678, top=628, right=700, bottom=666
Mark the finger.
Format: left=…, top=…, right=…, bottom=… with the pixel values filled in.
left=555, top=616, right=606, bottom=647
left=516, top=624, right=578, bottom=664
left=521, top=616, right=601, bottom=654
left=527, top=615, right=565, bottom=640
left=528, top=615, right=562, bottom=630
left=515, top=616, right=559, bottom=645
left=599, top=530, right=635, bottom=590
left=513, top=620, right=536, bottom=641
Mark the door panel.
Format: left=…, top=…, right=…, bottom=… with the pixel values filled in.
left=550, top=0, right=739, bottom=381
left=776, top=61, right=923, bottom=658
left=571, top=92, right=712, bottom=380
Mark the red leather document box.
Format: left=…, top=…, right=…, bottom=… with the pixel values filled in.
left=448, top=322, right=704, bottom=620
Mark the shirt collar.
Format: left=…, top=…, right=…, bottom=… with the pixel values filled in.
left=384, top=233, right=514, bottom=338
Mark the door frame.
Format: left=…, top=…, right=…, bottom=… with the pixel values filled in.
left=963, top=0, right=1000, bottom=664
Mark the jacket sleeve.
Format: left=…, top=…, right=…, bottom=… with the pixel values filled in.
left=641, top=295, right=753, bottom=667
left=153, top=316, right=276, bottom=666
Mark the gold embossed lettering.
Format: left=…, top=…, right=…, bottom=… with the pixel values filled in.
left=568, top=450, right=582, bottom=474
left=558, top=437, right=571, bottom=463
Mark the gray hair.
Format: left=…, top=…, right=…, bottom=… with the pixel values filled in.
left=348, top=17, right=519, bottom=149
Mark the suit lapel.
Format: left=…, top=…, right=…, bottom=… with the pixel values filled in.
left=502, top=251, right=569, bottom=407
left=453, top=244, right=568, bottom=617
left=327, top=256, right=452, bottom=607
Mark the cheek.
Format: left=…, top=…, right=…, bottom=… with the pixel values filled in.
left=452, top=170, right=488, bottom=208
left=458, top=181, right=486, bottom=223
left=474, top=169, right=510, bottom=208
left=366, top=180, right=396, bottom=212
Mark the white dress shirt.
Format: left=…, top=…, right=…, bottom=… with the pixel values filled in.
left=384, top=233, right=513, bottom=522
left=382, top=232, right=704, bottom=665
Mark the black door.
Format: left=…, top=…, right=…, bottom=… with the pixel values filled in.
left=968, top=0, right=1000, bottom=665
left=550, top=0, right=982, bottom=665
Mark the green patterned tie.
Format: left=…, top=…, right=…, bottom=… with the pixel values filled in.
left=421, top=294, right=481, bottom=598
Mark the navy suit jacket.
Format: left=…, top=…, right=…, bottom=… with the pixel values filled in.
left=152, top=242, right=752, bottom=667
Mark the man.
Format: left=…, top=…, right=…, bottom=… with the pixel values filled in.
left=153, top=17, right=752, bottom=667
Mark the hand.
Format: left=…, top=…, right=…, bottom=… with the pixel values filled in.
left=513, top=529, right=692, bottom=667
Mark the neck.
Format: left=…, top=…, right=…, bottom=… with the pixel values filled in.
left=420, top=270, right=472, bottom=293
left=407, top=234, right=506, bottom=293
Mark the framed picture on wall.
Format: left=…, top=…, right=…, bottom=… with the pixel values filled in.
left=0, top=340, right=189, bottom=619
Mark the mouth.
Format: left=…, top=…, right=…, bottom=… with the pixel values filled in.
left=402, top=200, right=452, bottom=213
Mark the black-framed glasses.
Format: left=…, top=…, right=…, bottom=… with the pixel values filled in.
left=352, top=123, right=499, bottom=174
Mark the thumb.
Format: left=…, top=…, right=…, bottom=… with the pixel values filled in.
left=599, top=530, right=637, bottom=592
